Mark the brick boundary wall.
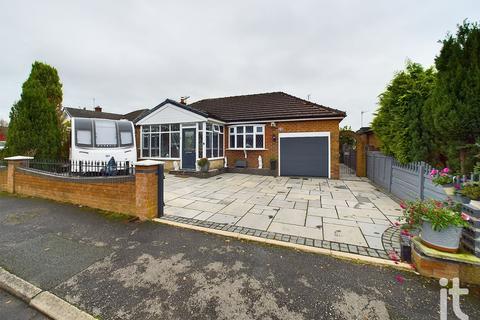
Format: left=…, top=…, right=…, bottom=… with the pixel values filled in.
left=0, top=167, right=7, bottom=191
left=3, top=157, right=161, bottom=220
left=15, top=168, right=137, bottom=216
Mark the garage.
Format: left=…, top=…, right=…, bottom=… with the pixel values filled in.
left=279, top=132, right=330, bottom=178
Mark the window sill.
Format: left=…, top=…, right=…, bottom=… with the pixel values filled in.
left=140, top=157, right=180, bottom=161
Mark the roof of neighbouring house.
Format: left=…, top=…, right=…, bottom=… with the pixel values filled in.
left=188, top=92, right=346, bottom=122
left=64, top=107, right=148, bottom=123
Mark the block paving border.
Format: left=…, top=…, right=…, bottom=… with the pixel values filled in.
left=160, top=215, right=401, bottom=261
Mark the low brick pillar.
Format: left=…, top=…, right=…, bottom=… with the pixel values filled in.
left=135, top=160, right=163, bottom=220
left=356, top=134, right=367, bottom=177
left=5, top=156, right=34, bottom=193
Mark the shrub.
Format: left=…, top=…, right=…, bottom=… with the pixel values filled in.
left=197, top=158, right=209, bottom=167
left=460, top=183, right=480, bottom=201
left=430, top=167, right=454, bottom=186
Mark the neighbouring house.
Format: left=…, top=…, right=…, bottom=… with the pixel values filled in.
left=135, top=92, right=346, bottom=178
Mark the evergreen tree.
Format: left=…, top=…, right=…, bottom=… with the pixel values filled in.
left=372, top=61, right=436, bottom=164
left=6, top=61, right=63, bottom=159
left=429, top=21, right=480, bottom=173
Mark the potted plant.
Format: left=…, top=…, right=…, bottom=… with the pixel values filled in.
left=460, top=182, right=480, bottom=208
left=401, top=199, right=470, bottom=253
left=197, top=158, right=210, bottom=172
left=454, top=183, right=471, bottom=204
left=269, top=156, right=277, bottom=171
left=430, top=167, right=455, bottom=196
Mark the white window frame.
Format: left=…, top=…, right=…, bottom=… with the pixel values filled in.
left=228, top=124, right=265, bottom=150
left=201, top=122, right=224, bottom=160
left=140, top=124, right=181, bottom=160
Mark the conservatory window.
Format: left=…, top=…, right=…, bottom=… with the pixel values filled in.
left=142, top=124, right=180, bottom=158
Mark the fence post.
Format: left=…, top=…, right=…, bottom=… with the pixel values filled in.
left=135, top=160, right=164, bottom=220
left=387, top=157, right=393, bottom=193
left=5, top=156, right=34, bottom=193
left=418, top=163, right=425, bottom=200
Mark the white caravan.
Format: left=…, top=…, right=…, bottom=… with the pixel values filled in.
left=70, top=117, right=137, bottom=164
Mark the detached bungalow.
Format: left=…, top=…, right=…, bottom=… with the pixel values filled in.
left=136, top=92, right=346, bottom=178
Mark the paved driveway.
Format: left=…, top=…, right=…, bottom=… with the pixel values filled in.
left=164, top=173, right=403, bottom=259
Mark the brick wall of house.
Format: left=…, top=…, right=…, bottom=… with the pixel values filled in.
left=0, top=168, right=6, bottom=191
left=14, top=169, right=137, bottom=215
left=225, top=119, right=341, bottom=179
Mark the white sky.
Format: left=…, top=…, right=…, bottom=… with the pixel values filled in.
left=0, top=0, right=478, bottom=129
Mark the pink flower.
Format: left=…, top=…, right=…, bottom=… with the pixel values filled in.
left=454, top=183, right=461, bottom=190
left=389, top=250, right=400, bottom=262
left=400, top=202, right=407, bottom=210
left=395, top=275, right=405, bottom=284
left=442, top=167, right=450, bottom=174
left=401, top=229, right=410, bottom=236
left=394, top=221, right=401, bottom=227
left=430, top=169, right=438, bottom=177
left=461, top=212, right=471, bottom=221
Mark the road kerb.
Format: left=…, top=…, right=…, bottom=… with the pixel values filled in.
left=30, top=291, right=96, bottom=320
left=153, top=218, right=413, bottom=271
left=0, top=267, right=42, bottom=302
left=0, top=267, right=95, bottom=320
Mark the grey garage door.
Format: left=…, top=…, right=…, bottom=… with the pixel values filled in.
left=280, top=136, right=329, bottom=177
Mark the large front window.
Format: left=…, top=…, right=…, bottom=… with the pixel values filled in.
left=142, top=124, right=180, bottom=158
left=228, top=125, right=264, bottom=149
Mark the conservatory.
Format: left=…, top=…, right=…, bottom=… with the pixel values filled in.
left=135, top=99, right=225, bottom=170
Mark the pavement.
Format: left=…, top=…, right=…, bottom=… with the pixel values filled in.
left=163, top=173, right=403, bottom=259
left=0, top=193, right=479, bottom=320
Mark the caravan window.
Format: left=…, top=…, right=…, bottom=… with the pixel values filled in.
left=95, top=120, right=118, bottom=147
left=74, top=118, right=93, bottom=147
left=118, top=121, right=134, bottom=147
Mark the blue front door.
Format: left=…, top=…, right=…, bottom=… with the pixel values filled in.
left=182, top=128, right=196, bottom=169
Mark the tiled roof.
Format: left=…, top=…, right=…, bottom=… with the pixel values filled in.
left=189, top=92, right=346, bottom=122
left=64, top=107, right=148, bottom=123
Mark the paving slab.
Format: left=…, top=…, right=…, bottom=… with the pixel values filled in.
left=236, top=214, right=272, bottom=230
left=219, top=202, right=254, bottom=216
left=186, top=201, right=226, bottom=213
left=323, top=224, right=368, bottom=247
left=273, top=208, right=306, bottom=226
left=268, top=222, right=323, bottom=240
left=307, top=207, right=338, bottom=218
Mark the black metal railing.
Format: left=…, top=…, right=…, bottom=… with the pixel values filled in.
left=26, top=159, right=134, bottom=177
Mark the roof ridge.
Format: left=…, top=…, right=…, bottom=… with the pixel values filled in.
left=279, top=92, right=346, bottom=116
left=191, top=91, right=283, bottom=104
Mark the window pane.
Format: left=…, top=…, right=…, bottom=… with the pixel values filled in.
left=229, top=127, right=234, bottom=134
left=246, top=126, right=254, bottom=133
left=151, top=125, right=159, bottom=132
left=236, top=134, right=244, bottom=148
left=256, top=126, right=263, bottom=133
left=214, top=124, right=219, bottom=132
left=246, top=134, right=254, bottom=148
left=95, top=120, right=117, bottom=147
left=220, top=126, right=224, bottom=133
left=161, top=133, right=170, bottom=157
left=161, top=124, right=169, bottom=132
left=236, top=126, right=244, bottom=134
left=206, top=123, right=212, bottom=131
left=171, top=132, right=180, bottom=157
left=171, top=124, right=180, bottom=131
left=198, top=131, right=203, bottom=158
left=213, top=132, right=219, bottom=157
left=256, top=135, right=264, bottom=149
left=219, top=134, right=224, bottom=156
left=206, top=131, right=213, bottom=157
left=120, top=131, right=133, bottom=146
left=142, top=125, right=150, bottom=133
left=230, top=135, right=235, bottom=148
left=142, top=134, right=150, bottom=157
left=151, top=133, right=159, bottom=157
left=77, top=130, right=92, bottom=145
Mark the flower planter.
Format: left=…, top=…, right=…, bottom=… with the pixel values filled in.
left=420, top=220, right=462, bottom=253
left=442, top=184, right=456, bottom=196
left=469, top=199, right=480, bottom=209
left=200, top=163, right=210, bottom=173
